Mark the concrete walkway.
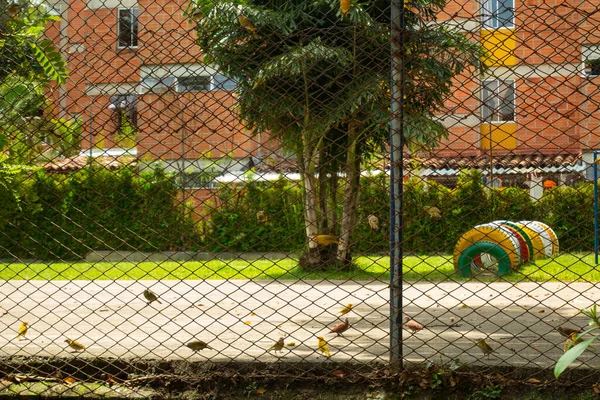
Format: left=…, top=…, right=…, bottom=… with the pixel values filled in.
left=0, top=279, right=598, bottom=369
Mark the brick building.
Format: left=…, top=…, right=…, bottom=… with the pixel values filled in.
left=44, top=0, right=599, bottom=188
left=398, top=0, right=596, bottom=186
left=45, top=0, right=277, bottom=191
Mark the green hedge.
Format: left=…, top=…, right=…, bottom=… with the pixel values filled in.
left=1, top=165, right=201, bottom=260
left=203, top=170, right=593, bottom=255
left=0, top=166, right=593, bottom=259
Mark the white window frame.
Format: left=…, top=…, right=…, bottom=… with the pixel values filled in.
left=482, top=0, right=514, bottom=29
left=117, top=8, right=138, bottom=49
left=583, top=44, right=600, bottom=77
left=482, top=79, right=515, bottom=123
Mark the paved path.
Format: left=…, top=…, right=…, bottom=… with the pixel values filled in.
left=0, top=280, right=598, bottom=369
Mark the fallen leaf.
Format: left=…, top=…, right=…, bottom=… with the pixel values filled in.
left=64, top=377, right=76, bottom=384
left=256, top=388, right=266, bottom=394
left=331, top=370, right=344, bottom=378
left=496, top=374, right=508, bottom=383
left=251, top=312, right=256, bottom=316
left=450, top=318, right=455, bottom=323
left=527, top=378, right=541, bottom=384
left=286, top=342, right=296, bottom=347
left=473, top=375, right=483, bottom=385
left=197, top=304, right=204, bottom=307
left=593, top=384, right=600, bottom=394
left=537, top=309, right=545, bottom=314
left=460, top=304, right=468, bottom=309
left=244, top=321, right=252, bottom=325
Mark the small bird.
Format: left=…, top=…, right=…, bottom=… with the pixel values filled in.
left=317, top=336, right=331, bottom=357
left=338, top=304, right=353, bottom=315
left=256, top=210, right=268, bottom=224
left=65, top=338, right=86, bottom=352
left=404, top=316, right=424, bottom=333
left=340, top=0, right=350, bottom=16
left=557, top=326, right=583, bottom=338
left=423, top=206, right=441, bottom=218
left=268, top=337, right=285, bottom=354
left=190, top=8, right=202, bottom=21
left=186, top=340, right=211, bottom=351
left=16, top=321, right=28, bottom=340
left=329, top=318, right=350, bottom=336
left=476, top=340, right=494, bottom=358
left=7, top=3, right=18, bottom=18
left=238, top=15, right=258, bottom=38
left=316, top=234, right=340, bottom=246
left=564, top=332, right=582, bottom=353
left=368, top=214, right=379, bottom=231
left=143, top=289, right=162, bottom=305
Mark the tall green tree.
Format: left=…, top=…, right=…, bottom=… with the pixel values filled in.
left=190, top=0, right=482, bottom=269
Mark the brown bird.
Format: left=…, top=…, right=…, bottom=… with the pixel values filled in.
left=404, top=316, right=424, bottom=333
left=16, top=321, right=28, bottom=340
left=329, top=318, right=350, bottom=336
left=268, top=337, right=285, bottom=354
left=557, top=326, right=583, bottom=338
left=7, top=3, right=18, bottom=18
left=186, top=340, right=211, bottom=351
left=476, top=340, right=494, bottom=358
left=65, top=338, right=86, bottom=352
left=238, top=15, right=258, bottom=38
left=143, top=289, right=162, bottom=305
left=368, top=214, right=379, bottom=231
left=316, top=234, right=340, bottom=246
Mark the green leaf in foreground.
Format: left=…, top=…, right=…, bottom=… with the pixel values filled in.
left=554, top=336, right=596, bottom=378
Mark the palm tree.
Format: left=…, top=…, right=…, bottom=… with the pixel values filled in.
left=191, top=0, right=483, bottom=269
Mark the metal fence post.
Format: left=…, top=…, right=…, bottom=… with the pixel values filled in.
left=389, top=0, right=405, bottom=370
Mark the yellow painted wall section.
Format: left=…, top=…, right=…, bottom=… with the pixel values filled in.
left=480, top=122, right=517, bottom=150
left=481, top=28, right=516, bottom=67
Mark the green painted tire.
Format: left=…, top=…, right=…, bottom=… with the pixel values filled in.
left=456, top=241, right=512, bottom=278
left=495, top=220, right=535, bottom=263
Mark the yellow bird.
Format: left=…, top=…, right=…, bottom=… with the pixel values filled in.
left=65, top=338, right=86, bottom=352
left=143, top=289, right=162, bottom=305
left=368, top=214, right=379, bottom=231
left=564, top=332, right=582, bottom=353
left=340, top=0, right=350, bottom=16
left=338, top=304, right=353, bottom=315
left=186, top=340, right=211, bottom=351
left=256, top=210, right=268, bottom=224
left=16, top=321, right=28, bottom=340
left=316, top=234, right=340, bottom=246
left=423, top=206, right=441, bottom=218
left=238, top=15, right=258, bottom=38
left=317, top=336, right=330, bottom=357
left=268, top=337, right=285, bottom=354
left=476, top=340, right=494, bottom=358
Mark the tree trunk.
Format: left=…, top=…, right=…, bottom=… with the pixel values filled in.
left=337, top=124, right=361, bottom=268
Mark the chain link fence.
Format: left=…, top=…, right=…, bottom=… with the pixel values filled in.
left=1, top=0, right=600, bottom=395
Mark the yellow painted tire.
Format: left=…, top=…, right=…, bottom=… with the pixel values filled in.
left=454, top=225, right=521, bottom=269
left=512, top=222, right=546, bottom=260
left=519, top=221, right=554, bottom=258
left=475, top=223, right=523, bottom=266
left=524, top=220, right=559, bottom=256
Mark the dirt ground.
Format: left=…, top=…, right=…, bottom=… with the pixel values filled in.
left=1, top=358, right=600, bottom=400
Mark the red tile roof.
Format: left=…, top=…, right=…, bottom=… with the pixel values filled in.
left=43, top=155, right=137, bottom=173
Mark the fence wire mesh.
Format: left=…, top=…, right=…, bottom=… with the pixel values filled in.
left=1, top=0, right=600, bottom=395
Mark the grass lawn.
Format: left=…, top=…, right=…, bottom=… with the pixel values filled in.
left=0, top=253, right=598, bottom=281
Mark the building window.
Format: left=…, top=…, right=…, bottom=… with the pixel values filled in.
left=213, top=74, right=237, bottom=91
left=118, top=8, right=138, bottom=48
left=177, top=76, right=212, bottom=92
left=482, top=80, right=515, bottom=122
left=482, top=0, right=514, bottom=29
